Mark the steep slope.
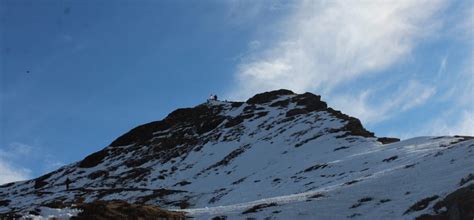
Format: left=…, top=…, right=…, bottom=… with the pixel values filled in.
left=0, top=89, right=472, bottom=219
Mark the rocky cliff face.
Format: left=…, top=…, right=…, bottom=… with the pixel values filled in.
left=0, top=89, right=473, bottom=219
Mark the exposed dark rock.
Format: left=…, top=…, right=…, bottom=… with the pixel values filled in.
left=230, top=102, right=244, bottom=108
left=0, top=200, right=10, bottom=207
left=176, top=200, right=190, bottom=209
left=110, top=121, right=168, bottom=147
left=44, top=200, right=68, bottom=209
left=209, top=188, right=231, bottom=204
left=78, top=150, right=109, bottom=168
left=382, top=156, right=398, bottom=162
left=243, top=105, right=261, bottom=113
left=291, top=92, right=327, bottom=112
left=270, top=99, right=290, bottom=108
left=453, top=135, right=474, bottom=141
left=308, top=193, right=324, bottom=199
left=119, top=168, right=151, bottom=182
left=225, top=114, right=254, bottom=128
left=29, top=209, right=41, bottom=215
left=334, top=146, right=350, bottom=151
left=205, top=144, right=251, bottom=171
left=174, top=180, right=192, bottom=187
left=377, top=137, right=400, bottom=144
left=286, top=108, right=308, bottom=117
left=345, top=180, right=360, bottom=185
left=348, top=213, right=362, bottom=218
left=404, top=195, right=439, bottom=214
left=459, top=174, right=474, bottom=186
left=416, top=184, right=474, bottom=220
left=110, top=104, right=225, bottom=147
left=34, top=173, right=53, bottom=189
left=246, top=89, right=295, bottom=104
left=0, top=182, right=14, bottom=188
left=232, top=177, right=246, bottom=185
left=255, top=111, right=269, bottom=119
left=88, top=170, right=108, bottom=180
left=350, top=197, right=373, bottom=208
left=242, top=203, right=278, bottom=214
left=327, top=108, right=374, bottom=138
left=302, top=163, right=328, bottom=173
left=294, top=134, right=323, bottom=147
left=124, top=157, right=149, bottom=168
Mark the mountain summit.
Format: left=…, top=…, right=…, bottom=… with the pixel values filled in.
left=1, top=89, right=473, bottom=219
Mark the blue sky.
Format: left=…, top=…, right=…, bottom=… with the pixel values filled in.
left=0, top=0, right=472, bottom=184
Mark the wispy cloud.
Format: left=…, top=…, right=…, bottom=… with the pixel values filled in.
left=424, top=3, right=473, bottom=136
left=435, top=55, right=448, bottom=80
left=330, top=80, right=436, bottom=124
left=0, top=142, right=64, bottom=184
left=0, top=159, right=31, bottom=185
left=0, top=143, right=32, bottom=184
left=229, top=0, right=446, bottom=99
left=422, top=110, right=474, bottom=136
left=226, top=0, right=474, bottom=137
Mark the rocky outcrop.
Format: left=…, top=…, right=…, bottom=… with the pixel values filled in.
left=72, top=200, right=186, bottom=220
left=415, top=184, right=474, bottom=220
left=377, top=137, right=401, bottom=144
left=110, top=105, right=226, bottom=147
left=246, top=89, right=295, bottom=104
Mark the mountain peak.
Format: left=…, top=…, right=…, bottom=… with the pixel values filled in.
left=2, top=89, right=472, bottom=220
left=111, top=89, right=372, bottom=149
left=246, top=89, right=296, bottom=104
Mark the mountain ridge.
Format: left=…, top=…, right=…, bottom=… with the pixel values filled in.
left=1, top=89, right=472, bottom=219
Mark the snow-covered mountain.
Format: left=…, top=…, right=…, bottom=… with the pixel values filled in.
left=1, top=89, right=473, bottom=219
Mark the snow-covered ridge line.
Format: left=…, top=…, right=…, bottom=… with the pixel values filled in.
left=1, top=89, right=473, bottom=219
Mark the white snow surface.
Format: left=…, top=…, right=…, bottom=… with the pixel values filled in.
left=0, top=93, right=473, bottom=219
left=21, top=207, right=81, bottom=220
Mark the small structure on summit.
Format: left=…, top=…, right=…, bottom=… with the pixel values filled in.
left=208, top=94, right=218, bottom=102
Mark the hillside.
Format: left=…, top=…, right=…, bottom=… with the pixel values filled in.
left=0, top=89, right=473, bottom=219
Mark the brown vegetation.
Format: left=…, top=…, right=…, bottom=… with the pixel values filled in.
left=71, top=200, right=186, bottom=220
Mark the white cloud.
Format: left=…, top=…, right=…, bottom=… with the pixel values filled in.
left=435, top=56, right=448, bottom=80
left=0, top=142, right=33, bottom=159
left=0, top=142, right=65, bottom=184
left=330, top=80, right=436, bottom=124
left=424, top=7, right=473, bottom=137
left=0, top=142, right=34, bottom=184
left=424, top=111, right=474, bottom=136
left=0, top=159, right=30, bottom=185
left=453, top=1, right=474, bottom=42
left=229, top=0, right=446, bottom=99
left=225, top=0, right=474, bottom=135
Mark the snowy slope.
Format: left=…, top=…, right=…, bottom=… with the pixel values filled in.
left=178, top=136, right=473, bottom=219
left=0, top=89, right=472, bottom=219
